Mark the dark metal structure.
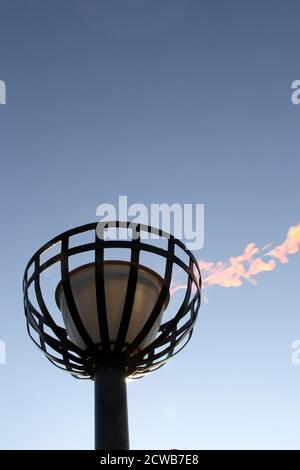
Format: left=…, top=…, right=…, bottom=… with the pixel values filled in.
left=23, top=221, right=201, bottom=449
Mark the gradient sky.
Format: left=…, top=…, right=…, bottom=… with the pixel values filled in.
left=0, top=0, right=299, bottom=449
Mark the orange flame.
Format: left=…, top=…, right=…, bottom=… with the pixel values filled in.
left=201, top=222, right=300, bottom=288
left=171, top=222, right=300, bottom=293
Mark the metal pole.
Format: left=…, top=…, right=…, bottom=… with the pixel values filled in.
left=94, top=361, right=129, bottom=450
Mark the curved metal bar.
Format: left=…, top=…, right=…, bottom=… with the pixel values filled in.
left=123, top=236, right=174, bottom=356
left=33, top=257, right=84, bottom=355
left=131, top=257, right=195, bottom=361
left=60, top=236, right=94, bottom=350
left=95, top=232, right=110, bottom=353
left=114, top=228, right=141, bottom=353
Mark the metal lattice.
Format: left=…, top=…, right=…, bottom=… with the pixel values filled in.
left=23, top=221, right=201, bottom=379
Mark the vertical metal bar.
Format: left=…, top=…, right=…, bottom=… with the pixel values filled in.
left=94, top=361, right=129, bottom=450
left=60, top=237, right=94, bottom=349
left=95, top=231, right=111, bottom=353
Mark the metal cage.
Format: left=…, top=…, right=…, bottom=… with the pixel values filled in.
left=23, top=221, right=201, bottom=379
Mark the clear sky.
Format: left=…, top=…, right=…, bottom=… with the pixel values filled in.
left=0, top=0, right=299, bottom=449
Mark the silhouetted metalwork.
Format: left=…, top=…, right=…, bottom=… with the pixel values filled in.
left=23, top=221, right=201, bottom=380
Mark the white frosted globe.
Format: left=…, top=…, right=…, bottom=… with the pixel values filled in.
left=55, top=261, right=169, bottom=352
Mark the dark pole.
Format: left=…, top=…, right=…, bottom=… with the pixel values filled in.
left=94, top=360, right=129, bottom=450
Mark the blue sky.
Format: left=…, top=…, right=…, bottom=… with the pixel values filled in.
left=0, top=0, right=299, bottom=449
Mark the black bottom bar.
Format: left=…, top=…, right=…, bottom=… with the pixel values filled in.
left=94, top=361, right=129, bottom=450
left=0, top=450, right=298, bottom=465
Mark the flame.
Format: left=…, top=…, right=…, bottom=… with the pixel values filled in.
left=265, top=225, right=300, bottom=263
left=172, top=222, right=300, bottom=292
left=200, top=244, right=276, bottom=288
left=201, top=222, right=300, bottom=288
